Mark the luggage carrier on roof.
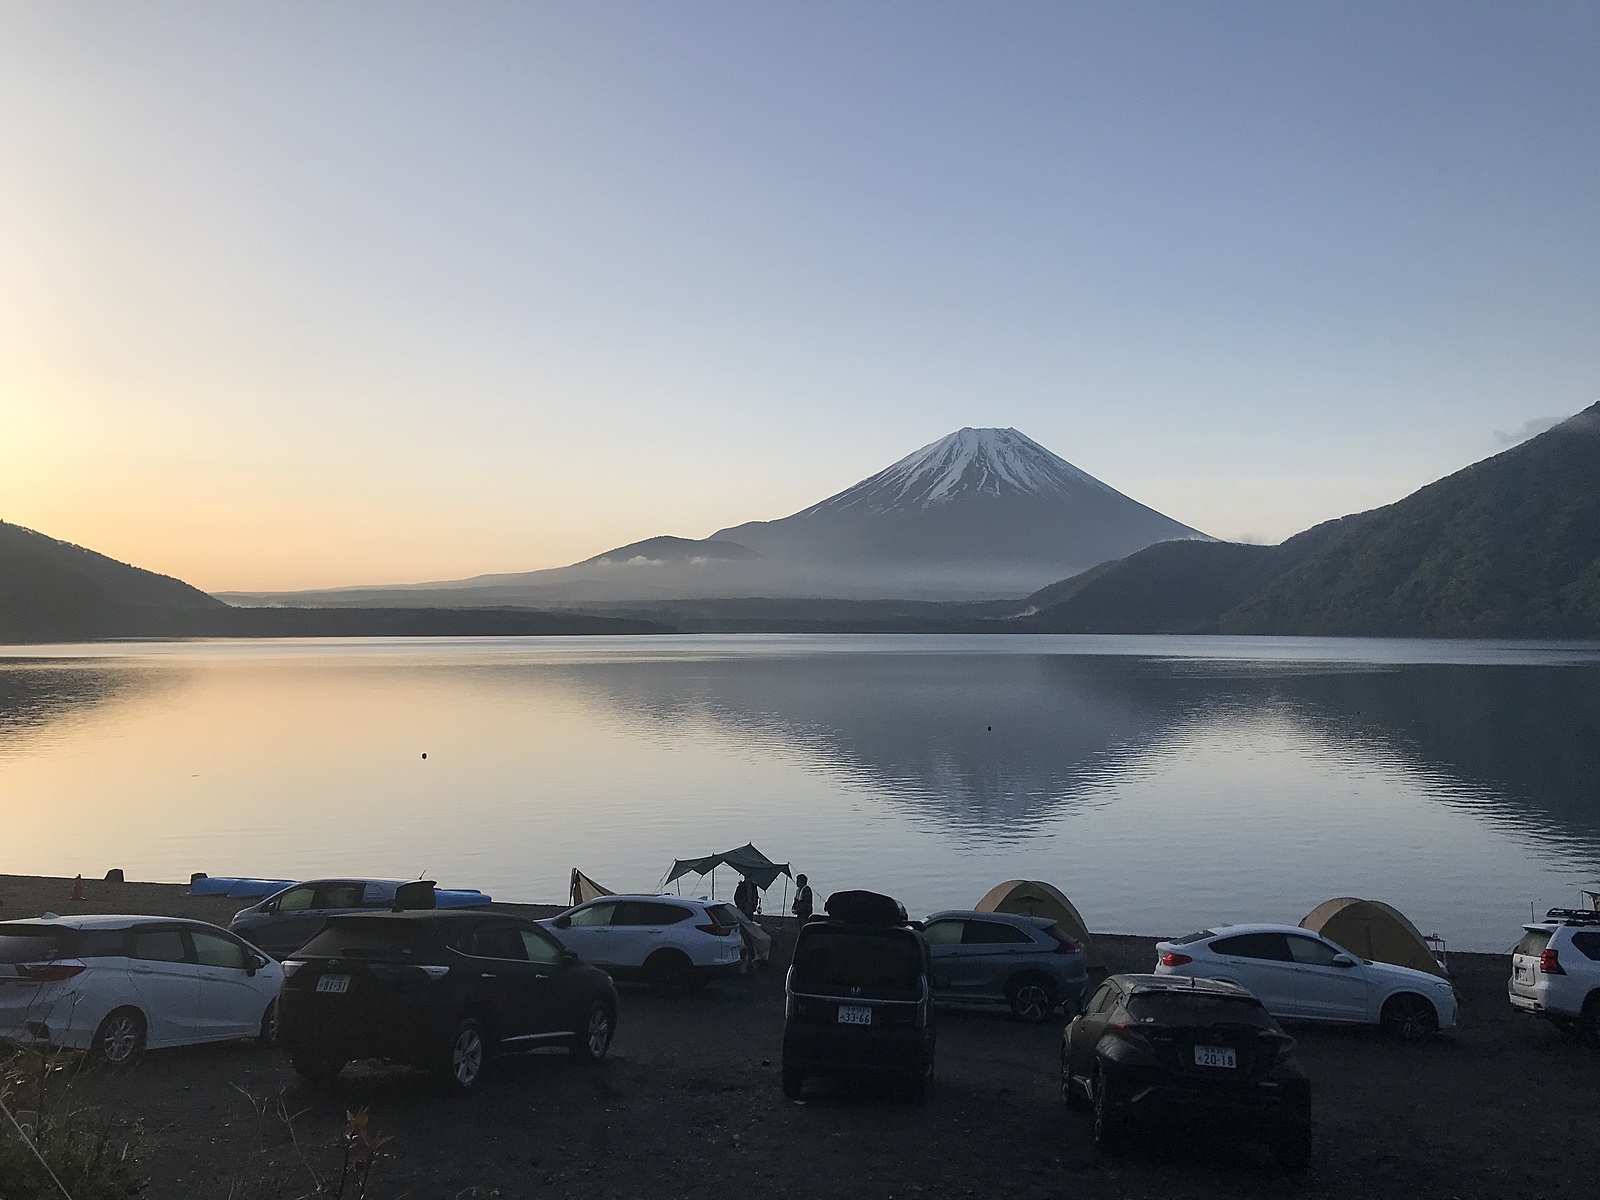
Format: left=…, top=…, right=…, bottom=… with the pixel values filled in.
left=1542, top=908, right=1600, bottom=926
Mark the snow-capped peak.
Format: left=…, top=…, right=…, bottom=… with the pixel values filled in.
left=802, top=427, right=1121, bottom=516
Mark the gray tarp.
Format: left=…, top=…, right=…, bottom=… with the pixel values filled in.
left=663, top=843, right=792, bottom=890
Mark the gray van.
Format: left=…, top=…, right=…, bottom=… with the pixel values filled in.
left=230, top=880, right=409, bottom=958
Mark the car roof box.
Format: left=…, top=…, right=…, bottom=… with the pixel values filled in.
left=824, top=890, right=908, bottom=926
left=394, top=881, right=439, bottom=911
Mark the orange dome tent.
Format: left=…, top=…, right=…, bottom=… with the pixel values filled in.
left=1300, top=897, right=1448, bottom=979
left=974, top=880, right=1103, bottom=971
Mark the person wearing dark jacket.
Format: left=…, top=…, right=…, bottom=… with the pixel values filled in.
left=734, top=875, right=759, bottom=918
left=790, top=873, right=814, bottom=924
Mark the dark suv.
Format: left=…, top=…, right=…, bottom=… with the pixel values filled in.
left=1062, top=974, right=1311, bottom=1169
left=782, top=891, right=935, bottom=1101
left=277, top=911, right=618, bottom=1092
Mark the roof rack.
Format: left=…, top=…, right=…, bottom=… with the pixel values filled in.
left=1543, top=908, right=1600, bottom=926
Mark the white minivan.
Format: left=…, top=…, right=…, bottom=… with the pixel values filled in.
left=0, top=915, right=283, bottom=1065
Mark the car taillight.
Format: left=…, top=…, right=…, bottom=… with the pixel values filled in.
left=281, top=959, right=306, bottom=978
left=1539, top=948, right=1565, bottom=975
left=1108, top=1022, right=1156, bottom=1053
left=18, top=962, right=85, bottom=983
left=1264, top=1032, right=1298, bottom=1065
left=1160, top=952, right=1192, bottom=967
left=1045, top=928, right=1081, bottom=954
left=697, top=922, right=735, bottom=936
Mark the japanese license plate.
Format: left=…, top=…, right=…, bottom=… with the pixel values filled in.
left=316, top=974, right=350, bottom=994
left=836, top=1004, right=872, bottom=1025
left=1194, top=1044, right=1236, bottom=1069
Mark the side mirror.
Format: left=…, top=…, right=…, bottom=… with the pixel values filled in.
left=560, top=949, right=579, bottom=967
left=245, top=953, right=265, bottom=976
left=553, top=915, right=571, bottom=930
left=1330, top=953, right=1356, bottom=968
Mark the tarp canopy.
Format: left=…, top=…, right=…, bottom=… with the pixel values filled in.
left=663, top=843, right=791, bottom=890
left=975, top=880, right=1104, bottom=971
left=570, top=868, right=615, bottom=907
left=1301, top=897, right=1448, bottom=979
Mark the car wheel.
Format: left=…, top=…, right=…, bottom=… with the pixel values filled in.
left=1272, top=1118, right=1313, bottom=1172
left=1061, top=1045, right=1090, bottom=1110
left=781, top=1066, right=804, bottom=1101
left=1579, top=994, right=1600, bottom=1049
left=91, top=1008, right=146, bottom=1068
left=290, top=1054, right=347, bottom=1089
left=571, top=1001, right=614, bottom=1062
left=1007, top=975, right=1056, bottom=1024
left=1380, top=993, right=1439, bottom=1041
left=1091, top=1068, right=1127, bottom=1155
left=257, top=1000, right=279, bottom=1047
left=645, top=950, right=693, bottom=996
left=438, top=1017, right=489, bottom=1092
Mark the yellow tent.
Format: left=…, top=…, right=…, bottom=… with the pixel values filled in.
left=1300, top=897, right=1447, bottom=978
left=974, top=880, right=1104, bottom=971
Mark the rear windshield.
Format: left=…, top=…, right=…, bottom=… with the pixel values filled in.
left=297, top=919, right=426, bottom=958
left=0, top=926, right=74, bottom=964
left=1171, top=930, right=1216, bottom=945
left=705, top=904, right=740, bottom=925
left=792, top=929, right=923, bottom=994
left=1126, top=992, right=1275, bottom=1028
left=1515, top=929, right=1553, bottom=958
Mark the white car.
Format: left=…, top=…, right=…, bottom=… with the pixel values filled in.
left=1154, top=923, right=1458, bottom=1039
left=0, top=915, right=283, bottom=1065
left=540, top=895, right=744, bottom=992
left=1507, top=908, right=1600, bottom=1042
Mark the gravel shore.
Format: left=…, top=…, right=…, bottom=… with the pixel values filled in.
left=3, top=873, right=1596, bottom=1199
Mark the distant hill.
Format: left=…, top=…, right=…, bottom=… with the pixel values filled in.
left=1026, top=403, right=1600, bottom=638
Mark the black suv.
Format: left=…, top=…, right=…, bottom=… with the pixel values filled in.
left=277, top=911, right=618, bottom=1092
left=782, top=891, right=935, bottom=1101
left=1062, top=974, right=1311, bottom=1169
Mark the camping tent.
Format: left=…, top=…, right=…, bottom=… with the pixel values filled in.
left=662, top=843, right=791, bottom=891
left=569, top=868, right=615, bottom=907
left=974, top=880, right=1104, bottom=971
left=1300, top=897, right=1447, bottom=978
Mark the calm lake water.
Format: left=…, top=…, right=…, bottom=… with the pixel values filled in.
left=3, top=634, right=1599, bottom=951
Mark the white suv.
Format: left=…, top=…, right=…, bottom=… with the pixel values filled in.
left=1154, top=922, right=1458, bottom=1038
left=541, top=895, right=744, bottom=992
left=1508, top=909, right=1600, bottom=1043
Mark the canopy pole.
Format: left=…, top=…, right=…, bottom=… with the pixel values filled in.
left=782, top=876, right=789, bottom=913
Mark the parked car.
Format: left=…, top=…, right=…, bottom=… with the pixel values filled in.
left=782, top=890, right=935, bottom=1101
left=1154, top=923, right=1458, bottom=1039
left=0, top=915, right=281, bottom=1066
left=1507, top=907, right=1600, bottom=1043
left=1062, top=973, right=1311, bottom=1168
left=539, top=895, right=744, bottom=993
left=921, top=909, right=1088, bottom=1022
left=277, top=910, right=618, bottom=1091
left=230, top=879, right=487, bottom=958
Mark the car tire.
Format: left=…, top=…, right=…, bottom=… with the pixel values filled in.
left=571, top=1001, right=614, bottom=1062
left=781, top=1066, right=804, bottom=1101
left=1061, top=1046, right=1090, bottom=1110
left=904, top=1057, right=934, bottom=1104
left=1380, top=993, right=1439, bottom=1041
left=91, top=1007, right=146, bottom=1068
left=645, top=950, right=693, bottom=996
left=1007, top=974, right=1056, bottom=1024
left=1091, top=1068, right=1127, bottom=1155
left=290, top=1053, right=347, bottom=1088
left=257, top=1000, right=278, bottom=1047
left=437, top=1016, right=489, bottom=1093
left=1272, top=1118, right=1313, bottom=1172
left=1579, top=994, right=1600, bottom=1049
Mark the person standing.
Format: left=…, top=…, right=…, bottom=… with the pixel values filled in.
left=790, top=873, right=814, bottom=925
left=734, top=875, right=759, bottom=918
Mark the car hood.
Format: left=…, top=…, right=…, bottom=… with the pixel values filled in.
left=1361, top=958, right=1452, bottom=989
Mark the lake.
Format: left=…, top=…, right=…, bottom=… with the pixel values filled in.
left=3, top=634, right=1598, bottom=951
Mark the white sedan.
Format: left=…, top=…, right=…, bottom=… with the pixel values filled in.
left=1154, top=923, right=1458, bottom=1039
left=0, top=914, right=283, bottom=1065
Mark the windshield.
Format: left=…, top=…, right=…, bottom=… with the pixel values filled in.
left=791, top=928, right=922, bottom=996
left=0, top=926, right=74, bottom=964
left=1126, top=992, right=1276, bottom=1028
left=297, top=919, right=425, bottom=958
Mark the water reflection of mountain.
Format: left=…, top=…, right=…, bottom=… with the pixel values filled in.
left=562, top=653, right=1600, bottom=852
left=0, top=662, right=161, bottom=750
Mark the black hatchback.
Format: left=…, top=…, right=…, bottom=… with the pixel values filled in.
left=277, top=911, right=618, bottom=1092
left=782, top=890, right=935, bottom=1102
left=1062, top=974, right=1311, bottom=1169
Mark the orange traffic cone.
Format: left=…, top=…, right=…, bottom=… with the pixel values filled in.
left=71, top=874, right=85, bottom=902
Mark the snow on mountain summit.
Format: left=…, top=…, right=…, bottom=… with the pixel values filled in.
left=802, top=427, right=1119, bottom=516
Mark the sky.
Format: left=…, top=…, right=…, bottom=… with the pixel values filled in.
left=1, top=2, right=1596, bottom=592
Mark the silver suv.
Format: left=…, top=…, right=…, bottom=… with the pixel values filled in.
left=921, top=909, right=1089, bottom=1022
left=1508, top=908, right=1600, bottom=1044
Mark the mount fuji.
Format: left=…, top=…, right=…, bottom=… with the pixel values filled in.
left=220, top=427, right=1209, bottom=605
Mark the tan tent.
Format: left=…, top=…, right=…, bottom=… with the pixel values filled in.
left=1300, top=897, right=1447, bottom=978
left=975, top=880, right=1104, bottom=971
left=569, top=868, right=615, bottom=907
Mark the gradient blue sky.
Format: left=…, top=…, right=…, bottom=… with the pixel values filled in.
left=2, top=2, right=1596, bottom=590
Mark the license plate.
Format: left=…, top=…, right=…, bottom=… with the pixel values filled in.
left=1194, top=1044, right=1236, bottom=1069
left=836, top=1005, right=872, bottom=1026
left=316, top=974, right=350, bottom=994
